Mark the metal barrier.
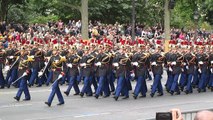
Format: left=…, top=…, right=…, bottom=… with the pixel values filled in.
left=146, top=108, right=213, bottom=120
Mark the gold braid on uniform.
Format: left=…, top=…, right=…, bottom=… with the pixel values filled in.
left=101, top=52, right=111, bottom=64
left=86, top=54, right=96, bottom=66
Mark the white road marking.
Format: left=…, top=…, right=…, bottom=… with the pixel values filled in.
left=24, top=112, right=111, bottom=120
left=0, top=89, right=51, bottom=95
left=74, top=112, right=111, bottom=118
left=0, top=103, right=32, bottom=108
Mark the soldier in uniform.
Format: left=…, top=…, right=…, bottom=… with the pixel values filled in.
left=132, top=44, right=149, bottom=99
left=79, top=46, right=96, bottom=97
left=169, top=46, right=183, bottom=95
left=45, top=49, right=66, bottom=107
left=14, top=49, right=31, bottom=101
left=196, top=46, right=209, bottom=93
left=113, top=46, right=131, bottom=101
left=150, top=46, right=164, bottom=97
left=209, top=46, right=213, bottom=91
left=6, top=46, right=20, bottom=88
left=94, top=45, right=111, bottom=99
left=0, top=43, right=6, bottom=89
left=64, top=46, right=81, bottom=96
left=184, top=46, right=196, bottom=94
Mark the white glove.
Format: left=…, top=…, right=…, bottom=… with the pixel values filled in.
left=55, top=60, right=59, bottom=63
left=211, top=68, right=213, bottom=73
left=171, top=61, right=176, bottom=65
left=22, top=72, right=27, bottom=76
left=38, top=72, right=43, bottom=77
left=211, top=61, right=213, bottom=64
left=186, top=66, right=189, bottom=70
left=125, top=53, right=128, bottom=57
left=58, top=74, right=63, bottom=79
left=181, top=68, right=184, bottom=72
left=198, top=69, right=201, bottom=73
left=183, top=62, right=186, bottom=66
left=9, top=56, right=14, bottom=59
left=151, top=62, right=157, bottom=66
left=169, top=67, right=173, bottom=72
left=5, top=65, right=10, bottom=71
left=44, top=62, right=48, bottom=66
left=95, top=62, right=101, bottom=66
left=198, top=61, right=203, bottom=65
left=67, top=63, right=72, bottom=68
left=113, top=63, right=119, bottom=67
left=132, top=62, right=138, bottom=66
left=130, top=73, right=135, bottom=78
left=80, top=63, right=86, bottom=67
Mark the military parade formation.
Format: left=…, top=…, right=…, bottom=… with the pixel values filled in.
left=0, top=34, right=213, bottom=107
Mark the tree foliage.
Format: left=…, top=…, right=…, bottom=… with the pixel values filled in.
left=1, top=0, right=212, bottom=29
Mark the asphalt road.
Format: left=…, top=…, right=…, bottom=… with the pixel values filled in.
left=0, top=73, right=213, bottom=120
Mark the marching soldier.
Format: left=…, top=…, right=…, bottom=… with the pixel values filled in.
left=45, top=49, right=66, bottom=107
left=209, top=47, right=213, bottom=91
left=14, top=49, right=31, bottom=101
left=196, top=46, right=209, bottom=93
left=94, top=45, right=111, bottom=99
left=79, top=45, right=96, bottom=97
left=0, top=43, right=6, bottom=89
left=113, top=46, right=131, bottom=101
left=184, top=46, right=196, bottom=94
left=64, top=46, right=81, bottom=96
left=132, top=44, right=149, bottom=99
left=169, top=46, right=183, bottom=95
left=150, top=46, right=164, bottom=97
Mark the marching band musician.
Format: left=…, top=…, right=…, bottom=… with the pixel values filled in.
left=113, top=45, right=131, bottom=101
left=79, top=45, right=96, bottom=97
left=5, top=45, right=20, bottom=88
left=196, top=46, right=209, bottom=93
left=169, top=45, right=183, bottom=95
left=45, top=48, right=66, bottom=107
left=183, top=46, right=196, bottom=94
left=14, top=48, right=31, bottom=101
left=132, top=44, right=149, bottom=99
left=209, top=47, right=213, bottom=91
left=150, top=46, right=164, bottom=97
left=64, top=46, right=81, bottom=96
left=94, top=44, right=111, bottom=99
left=0, top=43, right=6, bottom=89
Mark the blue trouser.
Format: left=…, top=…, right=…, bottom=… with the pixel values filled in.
left=29, top=68, right=38, bottom=85
left=179, top=73, right=187, bottom=87
left=0, top=68, right=5, bottom=87
left=151, top=74, right=163, bottom=94
left=16, top=76, right=31, bottom=99
left=77, top=71, right=83, bottom=83
left=47, top=80, right=64, bottom=104
left=96, top=76, right=110, bottom=96
left=134, top=76, right=146, bottom=96
left=210, top=73, right=213, bottom=87
left=90, top=74, right=98, bottom=91
left=37, top=74, right=46, bottom=86
left=186, top=74, right=193, bottom=92
left=81, top=76, right=92, bottom=95
left=7, top=68, right=18, bottom=86
left=166, top=71, right=173, bottom=91
left=115, top=76, right=129, bottom=97
left=198, top=73, right=207, bottom=90
left=46, top=70, right=53, bottom=85
left=192, top=69, right=199, bottom=86
left=107, top=71, right=115, bottom=91
left=170, top=74, right=180, bottom=92
left=65, top=75, right=80, bottom=94
left=146, top=70, right=152, bottom=80
left=60, top=70, right=70, bottom=85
